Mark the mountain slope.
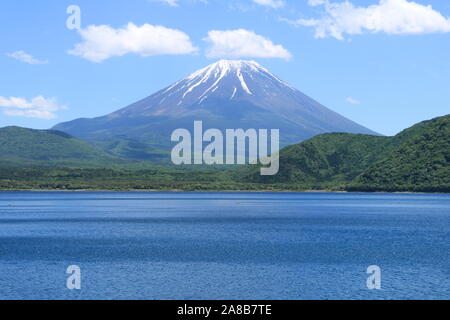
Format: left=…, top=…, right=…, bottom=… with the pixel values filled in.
left=0, top=126, right=122, bottom=167
left=240, top=133, right=390, bottom=185
left=54, top=60, right=378, bottom=161
left=351, top=115, right=450, bottom=192
left=241, top=114, right=449, bottom=192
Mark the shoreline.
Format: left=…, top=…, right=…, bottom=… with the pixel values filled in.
left=0, top=188, right=446, bottom=194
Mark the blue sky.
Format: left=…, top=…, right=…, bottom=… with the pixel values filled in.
left=0, top=0, right=449, bottom=135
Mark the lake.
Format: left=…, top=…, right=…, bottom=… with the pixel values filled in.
left=0, top=192, right=448, bottom=300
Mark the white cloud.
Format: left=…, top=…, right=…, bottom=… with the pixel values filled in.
left=0, top=96, right=68, bottom=119
left=308, top=0, right=327, bottom=5
left=149, top=0, right=179, bottom=7
left=148, top=0, right=208, bottom=6
left=346, top=97, right=361, bottom=104
left=288, top=0, right=450, bottom=40
left=69, top=22, right=198, bottom=63
left=6, top=50, right=48, bottom=64
left=252, top=0, right=284, bottom=8
left=204, top=29, right=292, bottom=60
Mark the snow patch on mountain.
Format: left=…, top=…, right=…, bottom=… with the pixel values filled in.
left=165, top=60, right=294, bottom=105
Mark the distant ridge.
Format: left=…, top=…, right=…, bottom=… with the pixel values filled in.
left=0, top=126, right=119, bottom=167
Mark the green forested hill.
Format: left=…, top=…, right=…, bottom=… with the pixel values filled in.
left=0, top=115, right=448, bottom=192
left=0, top=126, right=121, bottom=167
left=240, top=133, right=389, bottom=185
left=350, top=115, right=450, bottom=192
left=241, top=114, right=450, bottom=192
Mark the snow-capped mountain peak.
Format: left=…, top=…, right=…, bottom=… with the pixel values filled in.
left=183, top=59, right=292, bottom=94
left=152, top=60, right=298, bottom=109
left=186, top=60, right=265, bottom=79
left=180, top=60, right=256, bottom=100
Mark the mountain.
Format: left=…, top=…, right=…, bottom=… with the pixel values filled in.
left=241, top=114, right=450, bottom=192
left=53, top=60, right=378, bottom=161
left=0, top=126, right=122, bottom=167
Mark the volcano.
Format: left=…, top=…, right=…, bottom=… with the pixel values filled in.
left=54, top=60, right=378, bottom=160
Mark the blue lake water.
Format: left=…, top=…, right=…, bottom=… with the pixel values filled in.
left=0, top=191, right=448, bottom=300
